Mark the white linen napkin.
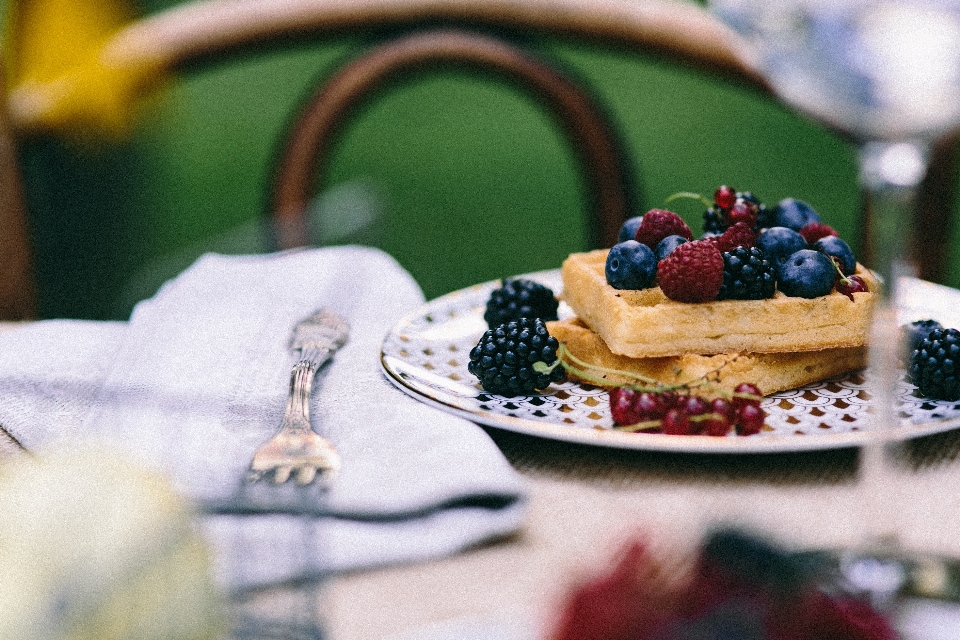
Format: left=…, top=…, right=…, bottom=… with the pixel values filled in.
left=0, top=246, right=526, bottom=590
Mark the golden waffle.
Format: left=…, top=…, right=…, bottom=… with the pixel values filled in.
left=547, top=317, right=867, bottom=396
left=560, top=249, right=878, bottom=358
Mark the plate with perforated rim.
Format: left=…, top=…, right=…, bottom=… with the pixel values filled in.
left=380, top=270, right=960, bottom=453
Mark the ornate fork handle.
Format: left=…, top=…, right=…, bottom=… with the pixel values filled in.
left=248, top=310, right=349, bottom=485
left=283, top=347, right=331, bottom=434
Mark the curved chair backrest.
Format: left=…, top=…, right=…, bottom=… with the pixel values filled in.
left=2, top=0, right=956, bottom=319
left=270, top=28, right=633, bottom=251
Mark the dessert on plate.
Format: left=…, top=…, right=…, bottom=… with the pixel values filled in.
left=468, top=187, right=878, bottom=435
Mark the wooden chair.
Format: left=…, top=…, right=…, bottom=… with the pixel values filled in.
left=2, top=0, right=955, bottom=320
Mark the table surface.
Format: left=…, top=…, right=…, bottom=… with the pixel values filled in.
left=4, top=321, right=960, bottom=640
left=321, top=426, right=960, bottom=640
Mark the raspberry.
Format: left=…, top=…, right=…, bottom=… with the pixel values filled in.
left=657, top=240, right=724, bottom=302
left=718, top=246, right=776, bottom=300
left=468, top=318, right=566, bottom=396
left=634, top=209, right=693, bottom=249
left=483, top=278, right=559, bottom=328
left=799, top=222, right=838, bottom=244
left=714, top=221, right=757, bottom=253
left=909, top=327, right=960, bottom=401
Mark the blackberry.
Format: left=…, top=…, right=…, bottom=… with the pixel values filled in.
left=468, top=318, right=567, bottom=397
left=903, top=319, right=943, bottom=355
left=718, top=246, right=776, bottom=300
left=910, top=328, right=960, bottom=401
left=483, top=278, right=558, bottom=328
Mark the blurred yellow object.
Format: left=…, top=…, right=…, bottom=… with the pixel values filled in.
left=4, top=0, right=166, bottom=138
left=0, top=447, right=226, bottom=640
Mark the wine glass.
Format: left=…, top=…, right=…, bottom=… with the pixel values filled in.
left=709, top=0, right=960, bottom=611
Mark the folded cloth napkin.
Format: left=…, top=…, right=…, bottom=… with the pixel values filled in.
left=0, top=246, right=526, bottom=590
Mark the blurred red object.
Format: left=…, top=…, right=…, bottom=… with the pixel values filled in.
left=546, top=530, right=899, bottom=640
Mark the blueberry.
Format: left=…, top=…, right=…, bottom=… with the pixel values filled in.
left=617, top=216, right=643, bottom=243
left=654, top=234, right=688, bottom=262
left=777, top=249, right=836, bottom=298
left=605, top=240, right=657, bottom=290
left=814, top=235, right=856, bottom=275
left=774, top=198, right=821, bottom=230
left=903, top=319, right=943, bottom=354
left=756, top=227, right=808, bottom=268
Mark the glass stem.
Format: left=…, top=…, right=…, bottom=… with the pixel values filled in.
left=857, top=139, right=931, bottom=551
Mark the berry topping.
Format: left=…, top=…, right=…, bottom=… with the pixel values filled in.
left=909, top=327, right=960, bottom=401
left=634, top=209, right=693, bottom=248
left=718, top=246, right=777, bottom=301
left=468, top=318, right=566, bottom=396
left=657, top=240, right=724, bottom=303
left=777, top=249, right=837, bottom=298
left=798, top=222, right=838, bottom=244
left=774, top=198, right=821, bottom=231
left=617, top=215, right=644, bottom=243
left=756, top=227, right=808, bottom=267
left=714, top=221, right=757, bottom=253
left=654, top=234, right=688, bottom=262
left=903, top=319, right=943, bottom=354
left=814, top=235, right=857, bottom=276
left=605, top=240, right=657, bottom=290
left=483, top=278, right=558, bottom=328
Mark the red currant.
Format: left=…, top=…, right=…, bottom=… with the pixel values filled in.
left=610, top=387, right=639, bottom=425
left=736, top=403, right=766, bottom=435
left=714, top=185, right=737, bottom=210
left=662, top=408, right=692, bottom=435
left=727, top=198, right=758, bottom=227
left=836, top=274, right=868, bottom=302
left=732, top=383, right=763, bottom=413
left=633, top=391, right=667, bottom=420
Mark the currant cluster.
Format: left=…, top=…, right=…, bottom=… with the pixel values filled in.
left=609, top=383, right=765, bottom=436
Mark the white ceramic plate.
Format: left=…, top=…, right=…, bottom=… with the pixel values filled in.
left=380, top=271, right=960, bottom=453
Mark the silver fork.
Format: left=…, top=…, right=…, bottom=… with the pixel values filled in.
left=248, top=308, right=350, bottom=486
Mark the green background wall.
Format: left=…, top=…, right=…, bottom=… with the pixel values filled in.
left=17, top=0, right=953, bottom=320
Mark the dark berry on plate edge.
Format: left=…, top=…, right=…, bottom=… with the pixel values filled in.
left=618, top=215, right=644, bottom=243
left=814, top=235, right=857, bottom=275
left=774, top=197, right=821, bottom=231
left=605, top=240, right=657, bottom=290
left=718, top=246, right=777, bottom=300
left=910, top=328, right=960, bottom=401
left=777, top=249, right=837, bottom=298
left=903, top=319, right=944, bottom=355
left=483, top=278, right=558, bottom=328
left=756, top=227, right=808, bottom=268
left=654, top=234, right=688, bottom=261
left=469, top=318, right=567, bottom=397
